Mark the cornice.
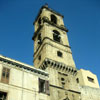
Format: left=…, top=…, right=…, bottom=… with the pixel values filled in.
left=39, top=58, right=77, bottom=76
left=0, top=55, right=48, bottom=76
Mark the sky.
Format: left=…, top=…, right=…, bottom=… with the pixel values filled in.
left=0, top=0, right=100, bottom=84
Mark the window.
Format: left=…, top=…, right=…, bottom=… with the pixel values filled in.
left=39, top=78, right=50, bottom=95
left=38, top=17, right=41, bottom=25
left=53, top=30, right=61, bottom=42
left=57, top=51, right=63, bottom=57
left=61, top=78, right=65, bottom=81
left=76, top=78, right=79, bottom=83
left=51, top=14, right=57, bottom=24
left=0, top=91, right=7, bottom=100
left=87, top=77, right=94, bottom=83
left=38, top=55, right=41, bottom=60
left=38, top=33, right=42, bottom=45
left=1, top=67, right=10, bottom=84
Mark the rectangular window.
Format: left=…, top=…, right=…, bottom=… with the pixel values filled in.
left=87, top=77, right=94, bottom=83
left=38, top=33, right=42, bottom=45
left=57, top=51, right=63, bottom=57
left=39, top=78, right=50, bottom=95
left=1, top=67, right=10, bottom=84
left=38, top=55, right=41, bottom=60
left=0, top=91, right=7, bottom=100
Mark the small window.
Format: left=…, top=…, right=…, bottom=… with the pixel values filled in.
left=87, top=77, right=94, bottom=83
left=53, top=30, right=61, bottom=42
left=38, top=55, right=41, bottom=60
left=38, top=17, right=41, bottom=25
left=1, top=67, right=10, bottom=84
left=0, top=91, right=7, bottom=100
left=61, top=78, right=65, bottom=81
left=51, top=14, right=57, bottom=24
left=57, top=51, right=63, bottom=57
left=38, top=33, right=42, bottom=45
left=76, top=78, right=79, bottom=83
left=39, top=78, right=50, bottom=95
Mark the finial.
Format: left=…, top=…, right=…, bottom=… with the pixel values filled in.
left=45, top=3, right=48, bottom=7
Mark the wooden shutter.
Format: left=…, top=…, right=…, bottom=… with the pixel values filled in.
left=45, top=81, right=50, bottom=95
left=1, top=67, right=10, bottom=84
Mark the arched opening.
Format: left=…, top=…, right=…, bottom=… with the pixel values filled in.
left=53, top=30, right=61, bottom=42
left=51, top=14, right=57, bottom=24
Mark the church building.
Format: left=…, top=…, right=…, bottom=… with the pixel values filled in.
left=0, top=4, right=100, bottom=100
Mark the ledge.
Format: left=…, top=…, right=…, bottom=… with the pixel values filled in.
left=0, top=55, right=48, bottom=76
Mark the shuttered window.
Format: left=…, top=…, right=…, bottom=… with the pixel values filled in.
left=39, top=78, right=50, bottom=95
left=1, top=67, right=10, bottom=84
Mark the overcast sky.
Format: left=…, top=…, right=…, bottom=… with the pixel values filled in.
left=0, top=0, right=100, bottom=84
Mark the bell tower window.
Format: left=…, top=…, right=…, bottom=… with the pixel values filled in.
left=53, top=30, right=61, bottom=42
left=51, top=14, right=57, bottom=24
left=38, top=33, right=42, bottom=45
left=57, top=51, right=63, bottom=57
left=38, top=17, right=41, bottom=25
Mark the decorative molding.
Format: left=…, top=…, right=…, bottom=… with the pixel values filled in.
left=39, top=58, right=77, bottom=76
left=33, top=37, right=72, bottom=61
left=0, top=55, right=48, bottom=76
left=42, top=16, right=68, bottom=32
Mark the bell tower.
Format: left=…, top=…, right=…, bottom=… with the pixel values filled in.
left=32, top=4, right=76, bottom=71
left=32, top=5, right=80, bottom=100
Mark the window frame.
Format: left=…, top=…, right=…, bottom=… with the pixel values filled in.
left=1, top=67, right=10, bottom=84
left=39, top=78, right=50, bottom=95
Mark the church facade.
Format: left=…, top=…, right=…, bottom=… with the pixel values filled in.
left=0, top=5, right=100, bottom=100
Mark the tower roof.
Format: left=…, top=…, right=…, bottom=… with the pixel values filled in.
left=33, top=4, right=64, bottom=25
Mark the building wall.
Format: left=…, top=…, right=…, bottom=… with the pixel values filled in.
left=0, top=61, right=49, bottom=100
left=76, top=69, right=99, bottom=88
left=80, top=86, right=100, bottom=100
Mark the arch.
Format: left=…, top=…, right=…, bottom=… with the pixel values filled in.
left=53, top=30, right=61, bottom=42
left=51, top=14, right=57, bottom=24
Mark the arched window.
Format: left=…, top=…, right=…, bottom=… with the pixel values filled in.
left=53, top=30, right=61, bottom=42
left=51, top=14, right=57, bottom=24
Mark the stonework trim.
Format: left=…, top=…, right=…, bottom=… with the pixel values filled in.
left=39, top=58, right=77, bottom=75
left=0, top=55, right=48, bottom=76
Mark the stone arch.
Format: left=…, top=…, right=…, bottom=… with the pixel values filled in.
left=53, top=30, right=61, bottom=42
left=51, top=14, right=57, bottom=24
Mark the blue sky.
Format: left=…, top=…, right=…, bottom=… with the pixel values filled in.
left=0, top=0, right=100, bottom=84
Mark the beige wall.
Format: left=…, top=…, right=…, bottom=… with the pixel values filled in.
left=0, top=62, right=49, bottom=100
left=76, top=69, right=99, bottom=88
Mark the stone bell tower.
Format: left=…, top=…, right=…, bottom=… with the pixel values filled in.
left=32, top=4, right=76, bottom=72
left=32, top=5, right=80, bottom=100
